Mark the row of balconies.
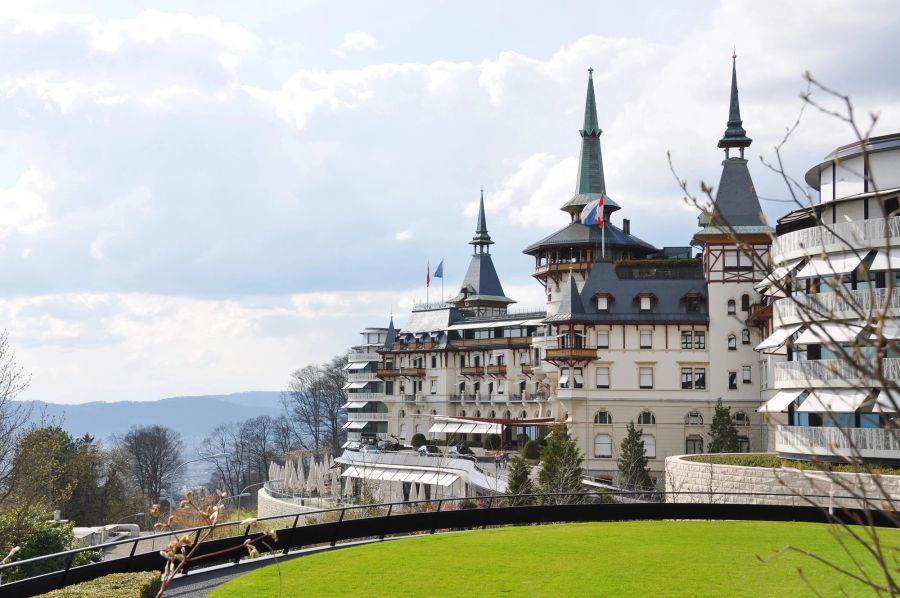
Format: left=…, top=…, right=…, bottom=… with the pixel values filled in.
left=774, top=287, right=900, bottom=325
left=378, top=364, right=528, bottom=380
left=391, top=393, right=548, bottom=404
left=346, top=411, right=390, bottom=422
left=772, top=214, right=900, bottom=261
left=347, top=350, right=382, bottom=363
left=775, top=425, right=900, bottom=461
left=773, top=357, right=900, bottom=387
left=347, top=371, right=380, bottom=382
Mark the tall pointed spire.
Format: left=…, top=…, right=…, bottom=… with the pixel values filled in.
left=718, top=53, right=752, bottom=155
left=562, top=68, right=619, bottom=218
left=470, top=187, right=494, bottom=253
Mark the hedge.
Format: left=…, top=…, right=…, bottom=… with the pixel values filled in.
left=37, top=571, right=161, bottom=598
left=686, top=453, right=900, bottom=476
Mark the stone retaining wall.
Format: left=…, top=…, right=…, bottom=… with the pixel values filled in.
left=256, top=488, right=326, bottom=519
left=665, top=454, right=900, bottom=509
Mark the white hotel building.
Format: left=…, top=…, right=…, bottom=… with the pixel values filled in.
left=340, top=61, right=900, bottom=496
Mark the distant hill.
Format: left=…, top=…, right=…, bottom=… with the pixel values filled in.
left=24, top=391, right=284, bottom=447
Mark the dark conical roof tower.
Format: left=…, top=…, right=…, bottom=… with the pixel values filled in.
left=561, top=68, right=620, bottom=219
left=694, top=54, right=771, bottom=241
left=451, top=189, right=514, bottom=312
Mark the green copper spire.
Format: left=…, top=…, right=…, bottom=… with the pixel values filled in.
left=470, top=187, right=494, bottom=253
left=576, top=68, right=606, bottom=195
left=718, top=54, right=752, bottom=154
left=562, top=68, right=618, bottom=217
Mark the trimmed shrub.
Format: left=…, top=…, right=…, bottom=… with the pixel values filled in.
left=522, top=439, right=541, bottom=460
left=37, top=571, right=161, bottom=598
left=482, top=434, right=500, bottom=451
left=410, top=433, right=427, bottom=448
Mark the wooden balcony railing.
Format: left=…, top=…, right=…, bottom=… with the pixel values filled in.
left=545, top=347, right=598, bottom=362
left=486, top=365, right=507, bottom=376
left=460, top=366, right=485, bottom=376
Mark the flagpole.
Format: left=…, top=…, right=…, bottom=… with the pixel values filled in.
left=426, top=260, right=430, bottom=306
left=602, top=221, right=606, bottom=260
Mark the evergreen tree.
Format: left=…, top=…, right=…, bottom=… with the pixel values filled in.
left=536, top=425, right=584, bottom=504
left=708, top=398, right=739, bottom=453
left=617, top=421, right=653, bottom=491
left=505, top=456, right=534, bottom=506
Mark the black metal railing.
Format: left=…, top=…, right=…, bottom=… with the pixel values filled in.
left=0, top=491, right=895, bottom=597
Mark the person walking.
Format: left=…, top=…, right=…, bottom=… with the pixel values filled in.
left=494, top=450, right=501, bottom=470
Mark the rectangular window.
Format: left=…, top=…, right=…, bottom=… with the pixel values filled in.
left=594, top=434, right=612, bottom=458
left=573, top=367, right=584, bottom=389
left=694, top=331, right=706, bottom=350
left=498, top=380, right=506, bottom=394
left=694, top=368, right=706, bottom=389
left=597, top=296, right=609, bottom=311
left=742, top=365, right=752, bottom=384
left=496, top=354, right=505, bottom=365
left=640, top=296, right=652, bottom=311
left=596, top=367, right=609, bottom=389
left=430, top=380, right=436, bottom=394
left=681, top=368, right=693, bottom=389
left=559, top=367, right=570, bottom=389
left=385, top=381, right=394, bottom=396
left=597, top=330, right=609, bottom=349
left=728, top=371, right=737, bottom=390
left=474, top=329, right=490, bottom=339
left=681, top=331, right=692, bottom=349
left=640, top=330, right=652, bottom=349
left=639, top=367, right=653, bottom=389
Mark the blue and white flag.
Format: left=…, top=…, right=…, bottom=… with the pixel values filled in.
left=433, top=260, right=444, bottom=278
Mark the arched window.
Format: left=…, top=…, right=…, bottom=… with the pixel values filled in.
left=727, top=299, right=736, bottom=315
left=546, top=409, right=552, bottom=418
left=489, top=410, right=496, bottom=418
left=414, top=409, right=421, bottom=415
left=741, top=294, right=750, bottom=311
left=430, top=409, right=437, bottom=415
left=504, top=410, right=511, bottom=418
left=399, top=423, right=408, bottom=439
left=727, top=334, right=737, bottom=350
left=637, top=411, right=656, bottom=425
left=399, top=410, right=406, bottom=418
left=533, top=411, right=540, bottom=418
left=594, top=434, right=612, bottom=458
left=641, top=434, right=656, bottom=458
left=685, top=435, right=703, bottom=454
left=414, top=424, right=421, bottom=434
left=475, top=410, right=481, bottom=418
left=733, top=411, right=749, bottom=426
left=737, top=435, right=750, bottom=452
left=459, top=410, right=466, bottom=417
left=685, top=411, right=703, bottom=425
left=594, top=410, right=612, bottom=424
left=741, top=329, right=751, bottom=345
left=520, top=410, right=527, bottom=418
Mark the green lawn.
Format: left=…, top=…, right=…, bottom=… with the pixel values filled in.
left=210, top=521, right=899, bottom=597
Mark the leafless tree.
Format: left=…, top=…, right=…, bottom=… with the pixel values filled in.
left=0, top=332, right=31, bottom=505
left=202, top=422, right=249, bottom=499
left=281, top=356, right=347, bottom=454
left=120, top=425, right=184, bottom=504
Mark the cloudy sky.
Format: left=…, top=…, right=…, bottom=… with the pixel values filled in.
left=2, top=0, right=899, bottom=403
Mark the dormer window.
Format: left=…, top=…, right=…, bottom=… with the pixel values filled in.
left=640, top=296, right=652, bottom=311
left=597, top=296, right=609, bottom=311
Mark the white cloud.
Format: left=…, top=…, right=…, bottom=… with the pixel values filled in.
left=0, top=168, right=53, bottom=238
left=333, top=31, right=377, bottom=56
left=395, top=230, right=413, bottom=241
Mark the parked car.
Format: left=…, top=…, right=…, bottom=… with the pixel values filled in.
left=448, top=445, right=476, bottom=461
left=360, top=443, right=381, bottom=454
left=377, top=440, right=403, bottom=452
left=418, top=444, right=442, bottom=457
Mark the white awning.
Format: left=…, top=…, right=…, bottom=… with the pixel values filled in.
left=757, top=389, right=805, bottom=413
left=870, top=321, right=900, bottom=340
left=755, top=324, right=802, bottom=351
left=341, top=381, right=369, bottom=390
left=870, top=248, right=900, bottom=271
left=794, top=322, right=863, bottom=345
left=428, top=422, right=502, bottom=434
left=573, top=371, right=584, bottom=385
left=796, top=252, right=864, bottom=278
left=448, top=319, right=529, bottom=331
left=341, top=421, right=368, bottom=430
left=521, top=319, right=546, bottom=326
left=798, top=389, right=870, bottom=413
left=558, top=375, right=569, bottom=385
left=341, top=401, right=369, bottom=409
left=343, top=362, right=370, bottom=370
left=341, top=466, right=459, bottom=487
left=874, top=389, right=900, bottom=413
left=754, top=260, right=802, bottom=293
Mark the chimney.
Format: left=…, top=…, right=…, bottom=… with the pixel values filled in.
left=623, top=219, right=631, bottom=235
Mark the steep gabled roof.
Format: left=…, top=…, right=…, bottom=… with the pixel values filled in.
left=524, top=221, right=657, bottom=256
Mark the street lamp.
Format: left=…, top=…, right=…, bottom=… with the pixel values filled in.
left=234, top=480, right=280, bottom=514
left=115, top=511, right=145, bottom=526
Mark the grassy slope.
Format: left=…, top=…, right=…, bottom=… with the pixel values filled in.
left=210, top=521, right=898, bottom=597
